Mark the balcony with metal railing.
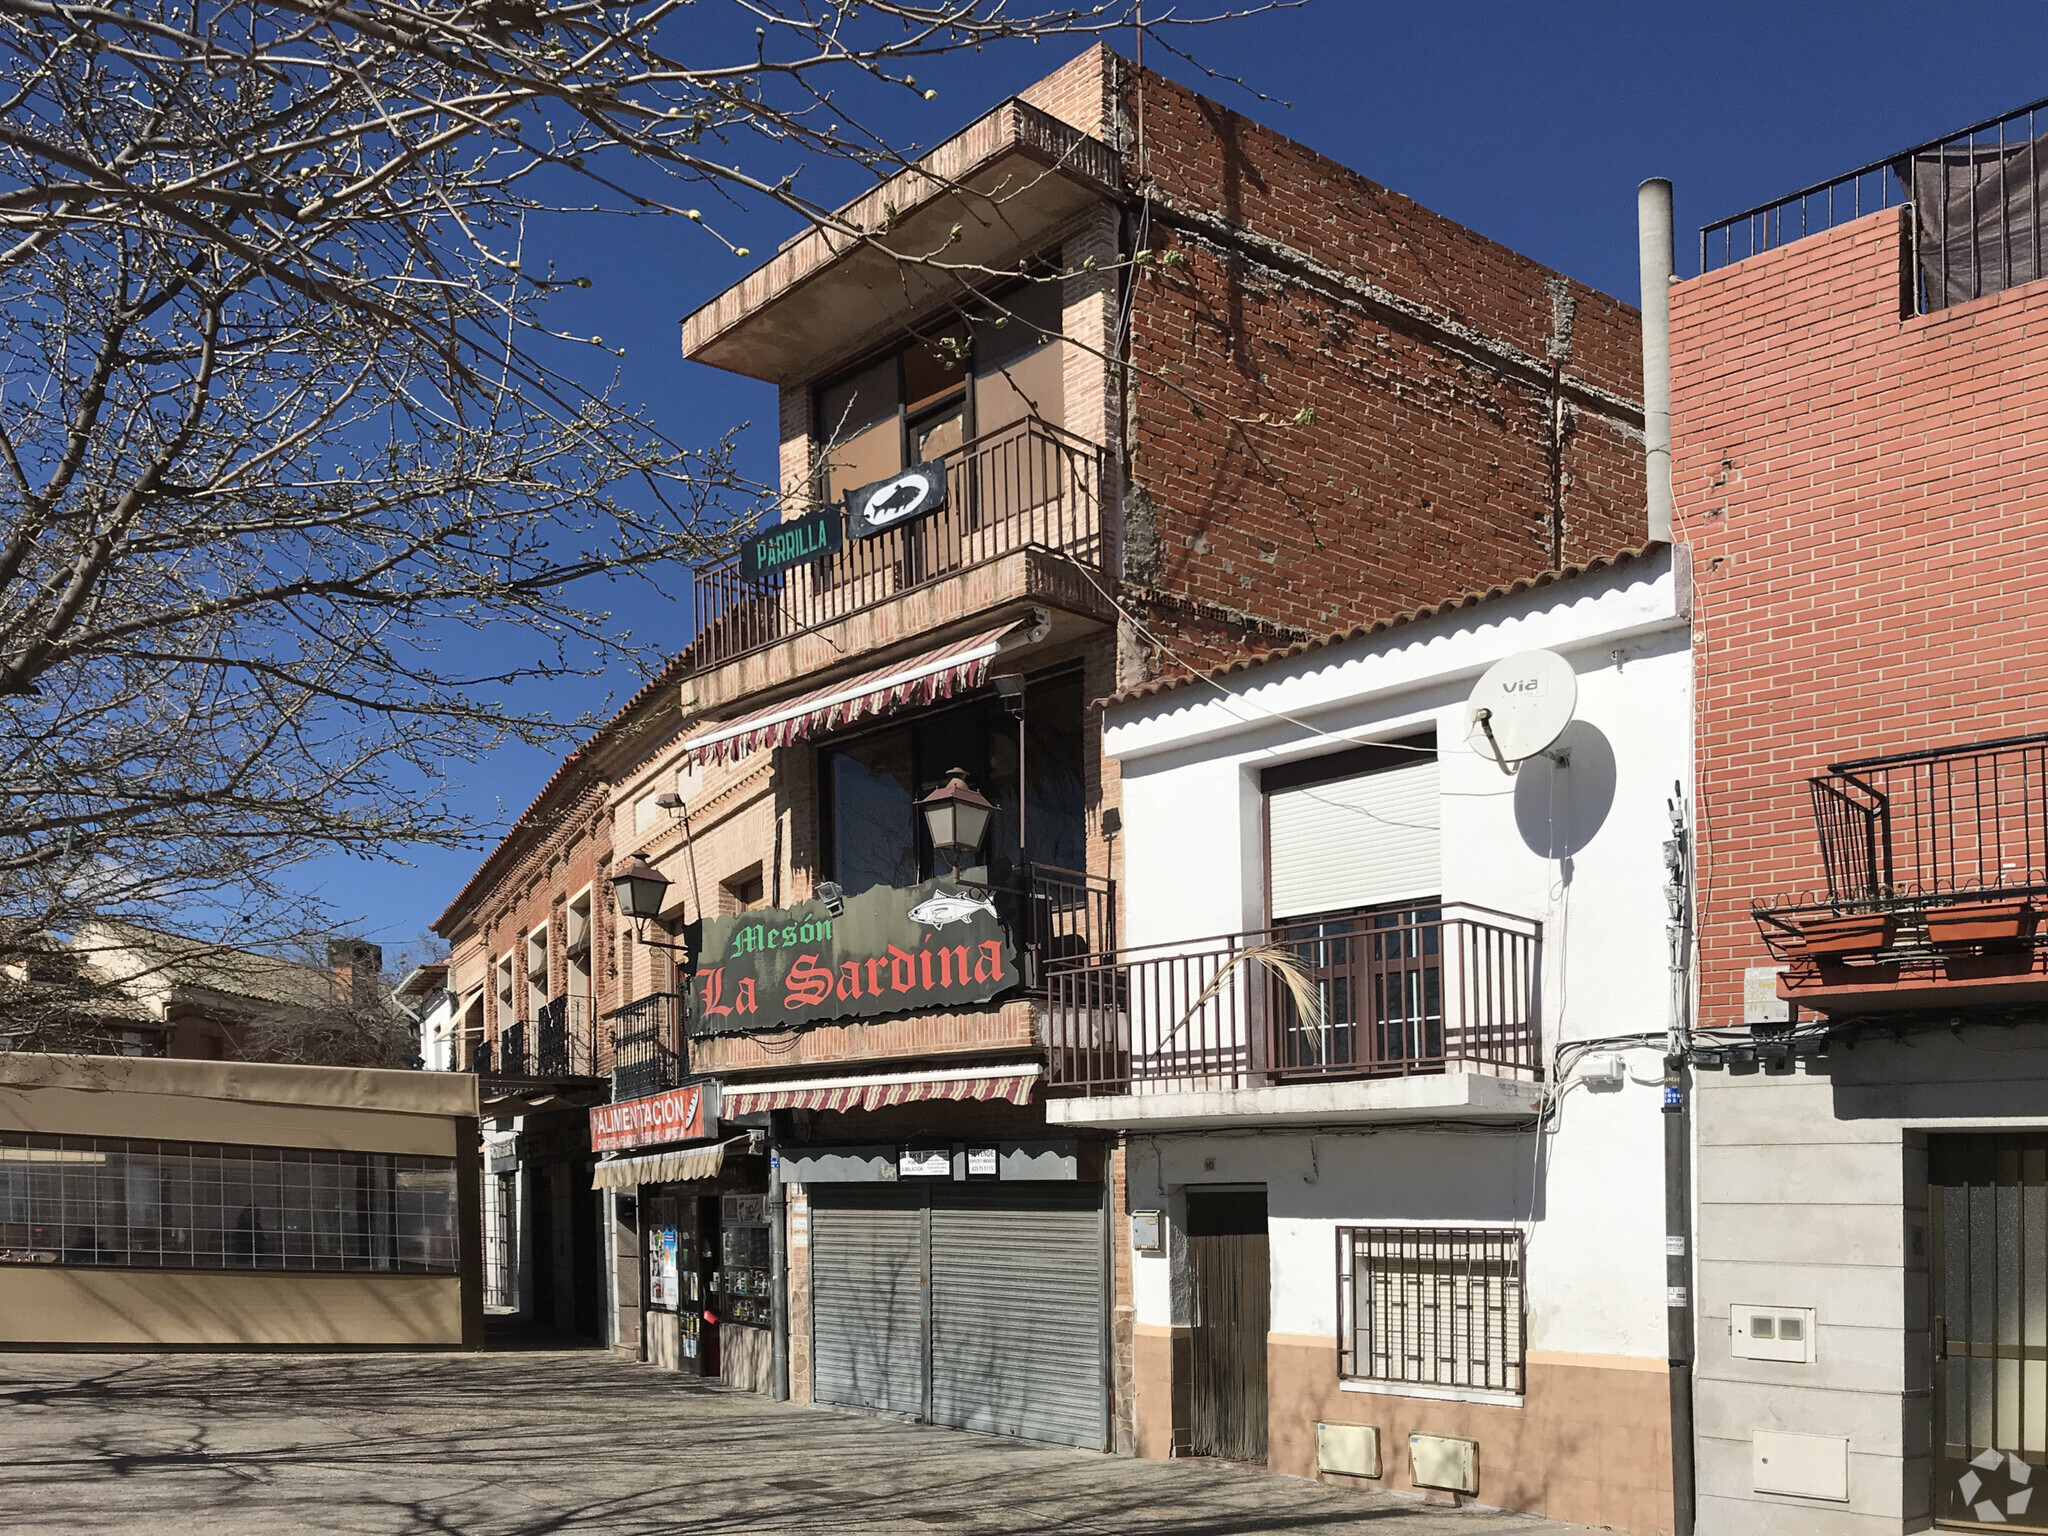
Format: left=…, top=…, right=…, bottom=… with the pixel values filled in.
left=534, top=995, right=599, bottom=1078
left=1755, top=734, right=2048, bottom=1014
left=609, top=993, right=686, bottom=1103
left=684, top=418, right=1107, bottom=681
left=1041, top=903, right=1544, bottom=1130
left=1703, top=94, right=2048, bottom=314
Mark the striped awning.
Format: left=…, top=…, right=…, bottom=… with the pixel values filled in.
left=681, top=617, right=1037, bottom=768
left=590, top=1137, right=742, bottom=1190
left=721, top=1064, right=1041, bottom=1116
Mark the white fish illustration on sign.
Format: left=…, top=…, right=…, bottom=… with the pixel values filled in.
left=908, top=890, right=998, bottom=928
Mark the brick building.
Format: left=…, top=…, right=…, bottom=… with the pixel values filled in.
left=1675, top=101, right=2048, bottom=1533
left=435, top=40, right=1648, bottom=1493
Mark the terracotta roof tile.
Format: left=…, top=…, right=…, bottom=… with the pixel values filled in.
left=1104, top=545, right=1663, bottom=710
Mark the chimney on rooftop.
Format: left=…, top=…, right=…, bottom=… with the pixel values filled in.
left=327, top=937, right=383, bottom=1007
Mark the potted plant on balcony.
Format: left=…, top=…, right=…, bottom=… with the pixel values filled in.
left=1923, top=895, right=2039, bottom=946
left=1793, top=907, right=1896, bottom=955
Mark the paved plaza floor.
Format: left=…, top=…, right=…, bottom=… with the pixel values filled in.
left=0, top=1350, right=1592, bottom=1535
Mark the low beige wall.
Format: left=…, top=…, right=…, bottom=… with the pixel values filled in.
left=0, top=1267, right=464, bottom=1348
left=1269, top=1335, right=1674, bottom=1535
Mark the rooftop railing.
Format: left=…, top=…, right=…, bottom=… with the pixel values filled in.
left=686, top=417, right=1106, bottom=675
left=1702, top=94, right=2048, bottom=312
left=1042, top=903, right=1542, bottom=1098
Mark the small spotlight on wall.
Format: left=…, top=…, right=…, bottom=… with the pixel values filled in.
left=816, top=880, right=845, bottom=918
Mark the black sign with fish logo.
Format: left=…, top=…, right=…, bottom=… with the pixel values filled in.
left=845, top=462, right=947, bottom=538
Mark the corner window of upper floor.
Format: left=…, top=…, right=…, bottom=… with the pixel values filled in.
left=818, top=666, right=1086, bottom=900
left=812, top=277, right=1065, bottom=504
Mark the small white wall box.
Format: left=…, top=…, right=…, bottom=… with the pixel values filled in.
left=1753, top=1430, right=1849, bottom=1501
left=1734, top=1305, right=1816, bottom=1363
left=1130, top=1210, right=1163, bottom=1254
left=1316, top=1423, right=1381, bottom=1478
left=1744, top=966, right=1791, bottom=1024
left=1409, top=1433, right=1479, bottom=1494
left=1581, top=1054, right=1626, bottom=1087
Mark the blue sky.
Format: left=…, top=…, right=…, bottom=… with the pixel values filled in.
left=309, top=0, right=2048, bottom=960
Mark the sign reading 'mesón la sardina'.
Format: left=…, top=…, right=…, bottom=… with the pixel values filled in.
left=691, top=877, right=1016, bottom=1035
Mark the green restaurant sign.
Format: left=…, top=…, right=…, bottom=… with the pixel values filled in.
left=691, top=877, right=1018, bottom=1035
left=737, top=506, right=844, bottom=583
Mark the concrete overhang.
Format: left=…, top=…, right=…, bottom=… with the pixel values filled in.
left=1042, top=1069, right=1543, bottom=1132
left=681, top=99, right=1123, bottom=384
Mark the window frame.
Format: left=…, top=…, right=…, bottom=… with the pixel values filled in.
left=814, top=663, right=1087, bottom=896
left=1336, top=1223, right=1526, bottom=1395
left=0, top=1130, right=461, bottom=1275
left=808, top=271, right=1065, bottom=504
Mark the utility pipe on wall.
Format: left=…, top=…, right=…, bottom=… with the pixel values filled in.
left=1638, top=178, right=1676, bottom=543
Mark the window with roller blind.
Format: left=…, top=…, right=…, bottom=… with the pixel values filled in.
left=1262, top=735, right=1443, bottom=1073
left=1262, top=734, right=1440, bottom=922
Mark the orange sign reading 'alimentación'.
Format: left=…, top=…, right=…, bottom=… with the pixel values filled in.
left=589, top=1082, right=712, bottom=1153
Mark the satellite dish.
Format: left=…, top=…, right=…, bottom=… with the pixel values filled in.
left=1465, top=650, right=1577, bottom=772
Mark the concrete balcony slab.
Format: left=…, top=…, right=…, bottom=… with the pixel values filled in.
left=1043, top=1067, right=1543, bottom=1131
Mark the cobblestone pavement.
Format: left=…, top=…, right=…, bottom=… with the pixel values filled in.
left=0, top=1350, right=1594, bottom=1535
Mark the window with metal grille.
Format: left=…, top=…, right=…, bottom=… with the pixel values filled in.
left=1338, top=1226, right=1525, bottom=1393
left=0, top=1131, right=459, bottom=1273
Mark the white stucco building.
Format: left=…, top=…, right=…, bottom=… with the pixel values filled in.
left=1046, top=547, right=1690, bottom=1531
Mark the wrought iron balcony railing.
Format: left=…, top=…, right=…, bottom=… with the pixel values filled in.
left=534, top=994, right=598, bottom=1078
left=609, top=993, right=685, bottom=1103
left=1043, top=903, right=1543, bottom=1097
left=1756, top=734, right=2048, bottom=965
left=686, top=418, right=1106, bottom=675
left=497, top=1020, right=526, bottom=1077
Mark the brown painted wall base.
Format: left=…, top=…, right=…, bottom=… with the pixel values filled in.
left=1266, top=1336, right=1674, bottom=1535
left=1133, top=1323, right=1192, bottom=1458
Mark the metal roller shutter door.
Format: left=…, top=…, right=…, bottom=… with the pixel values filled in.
left=809, top=1193, right=926, bottom=1417
left=929, top=1191, right=1107, bottom=1450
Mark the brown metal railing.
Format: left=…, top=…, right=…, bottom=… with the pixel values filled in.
left=1042, top=903, right=1541, bottom=1096
left=687, top=417, right=1106, bottom=674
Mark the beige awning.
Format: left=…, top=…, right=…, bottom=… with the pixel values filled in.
left=591, top=1138, right=741, bottom=1190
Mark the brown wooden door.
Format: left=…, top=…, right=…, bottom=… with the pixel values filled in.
left=1187, top=1190, right=1270, bottom=1464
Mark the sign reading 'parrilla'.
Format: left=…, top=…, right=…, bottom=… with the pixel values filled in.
left=692, top=877, right=1016, bottom=1035
left=738, top=506, right=843, bottom=583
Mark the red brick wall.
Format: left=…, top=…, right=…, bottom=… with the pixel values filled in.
left=1123, top=69, right=1645, bottom=643
left=1674, top=206, right=2048, bottom=1026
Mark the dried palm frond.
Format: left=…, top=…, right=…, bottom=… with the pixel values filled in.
left=1167, top=939, right=1323, bottom=1046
